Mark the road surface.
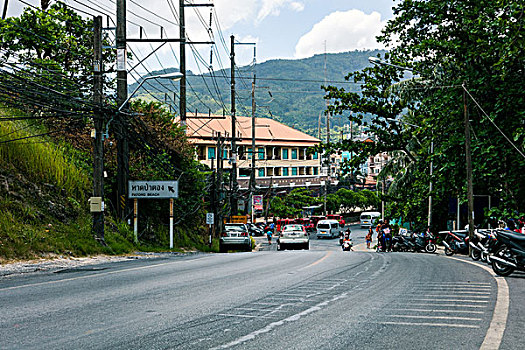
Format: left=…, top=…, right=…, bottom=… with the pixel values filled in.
left=1, top=224, right=523, bottom=349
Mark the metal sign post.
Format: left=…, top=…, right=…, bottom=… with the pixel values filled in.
left=170, top=198, right=174, bottom=249
left=206, top=213, right=214, bottom=247
left=133, top=198, right=138, bottom=243
left=128, top=181, right=179, bottom=246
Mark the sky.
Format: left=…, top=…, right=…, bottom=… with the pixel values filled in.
left=4, top=0, right=397, bottom=79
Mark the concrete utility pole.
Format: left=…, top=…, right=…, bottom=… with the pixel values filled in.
left=427, top=140, right=434, bottom=228
left=464, top=86, right=474, bottom=242
left=250, top=74, right=256, bottom=220
left=179, top=0, right=187, bottom=126
left=2, top=0, right=8, bottom=19
left=230, top=35, right=238, bottom=216
left=92, top=16, right=105, bottom=241
left=116, top=0, right=129, bottom=220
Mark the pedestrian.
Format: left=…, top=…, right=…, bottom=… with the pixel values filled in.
left=366, top=228, right=373, bottom=249
left=266, top=226, right=273, bottom=245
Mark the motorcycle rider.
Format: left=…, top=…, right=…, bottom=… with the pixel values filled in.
left=342, top=229, right=352, bottom=251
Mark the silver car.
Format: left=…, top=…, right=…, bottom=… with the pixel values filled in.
left=219, top=223, right=251, bottom=252
left=277, top=224, right=309, bottom=250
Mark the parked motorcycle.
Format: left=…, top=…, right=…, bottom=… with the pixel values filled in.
left=490, top=229, right=525, bottom=276
left=469, top=229, right=492, bottom=262
left=442, top=230, right=469, bottom=256
left=392, top=234, right=411, bottom=252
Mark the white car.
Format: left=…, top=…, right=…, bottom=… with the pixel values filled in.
left=219, top=223, right=251, bottom=252
left=277, top=224, right=309, bottom=250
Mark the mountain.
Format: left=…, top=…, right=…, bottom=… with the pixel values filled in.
left=133, top=49, right=386, bottom=135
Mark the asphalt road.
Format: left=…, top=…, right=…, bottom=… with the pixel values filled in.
left=1, top=224, right=523, bottom=350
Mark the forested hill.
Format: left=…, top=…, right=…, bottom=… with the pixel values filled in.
left=133, top=49, right=386, bottom=135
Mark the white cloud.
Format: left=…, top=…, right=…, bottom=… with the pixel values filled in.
left=256, top=0, right=305, bottom=23
left=215, top=0, right=258, bottom=29
left=289, top=2, right=305, bottom=12
left=294, top=9, right=386, bottom=59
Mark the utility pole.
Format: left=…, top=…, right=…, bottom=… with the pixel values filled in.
left=178, top=0, right=215, bottom=125
left=116, top=0, right=128, bottom=220
left=427, top=140, right=434, bottom=228
left=230, top=35, right=238, bottom=216
left=2, top=0, right=8, bottom=19
left=250, top=74, right=256, bottom=222
left=216, top=132, right=224, bottom=232
left=92, top=16, right=105, bottom=242
left=464, top=85, right=474, bottom=242
left=179, top=0, right=187, bottom=126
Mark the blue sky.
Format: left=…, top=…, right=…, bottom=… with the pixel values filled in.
left=6, top=0, right=397, bottom=77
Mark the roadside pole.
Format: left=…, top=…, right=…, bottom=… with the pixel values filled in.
left=133, top=198, right=138, bottom=243
left=170, top=198, right=174, bottom=248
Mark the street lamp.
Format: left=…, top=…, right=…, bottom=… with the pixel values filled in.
left=117, top=72, right=184, bottom=112
left=105, top=72, right=184, bottom=138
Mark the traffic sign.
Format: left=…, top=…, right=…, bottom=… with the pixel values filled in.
left=128, top=181, right=178, bottom=198
left=206, top=213, right=214, bottom=225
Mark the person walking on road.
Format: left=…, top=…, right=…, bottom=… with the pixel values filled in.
left=366, top=228, right=373, bottom=249
left=266, top=226, right=273, bottom=245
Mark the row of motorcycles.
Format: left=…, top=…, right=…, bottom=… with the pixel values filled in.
left=390, top=229, right=437, bottom=253
left=442, top=227, right=525, bottom=277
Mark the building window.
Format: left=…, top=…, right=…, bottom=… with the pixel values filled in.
left=208, top=147, right=216, bottom=159
left=282, top=167, right=289, bottom=176
left=291, top=167, right=298, bottom=176
left=313, top=152, right=318, bottom=160
left=258, top=168, right=265, bottom=177
left=314, top=167, right=318, bottom=175
left=282, top=148, right=289, bottom=159
left=258, top=147, right=265, bottom=160
left=291, top=149, right=298, bottom=159
left=222, top=149, right=228, bottom=160
left=247, top=147, right=252, bottom=160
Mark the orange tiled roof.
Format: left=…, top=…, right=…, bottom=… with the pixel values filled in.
left=176, top=114, right=320, bottom=146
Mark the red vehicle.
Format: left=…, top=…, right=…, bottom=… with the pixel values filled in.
left=294, top=218, right=314, bottom=232
left=276, top=218, right=294, bottom=233
left=310, top=215, right=326, bottom=229
left=326, top=214, right=345, bottom=227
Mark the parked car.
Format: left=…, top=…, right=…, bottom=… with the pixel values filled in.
left=247, top=223, right=264, bottom=236
left=277, top=224, right=309, bottom=250
left=219, top=223, right=251, bottom=252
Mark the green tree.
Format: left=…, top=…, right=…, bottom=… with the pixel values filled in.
left=0, top=2, right=115, bottom=95
left=324, top=0, right=525, bottom=227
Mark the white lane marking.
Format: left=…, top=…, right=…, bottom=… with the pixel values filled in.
left=386, top=315, right=482, bottom=321
left=447, top=257, right=509, bottom=350
left=218, top=314, right=272, bottom=319
left=211, top=292, right=348, bottom=349
left=415, top=282, right=491, bottom=286
left=416, top=290, right=491, bottom=294
left=418, top=294, right=490, bottom=299
left=0, top=256, right=210, bottom=292
left=382, top=308, right=484, bottom=314
left=376, top=321, right=479, bottom=329
left=410, top=298, right=489, bottom=303
left=396, top=303, right=486, bottom=308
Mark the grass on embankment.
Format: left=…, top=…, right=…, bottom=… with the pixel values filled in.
left=0, top=110, right=134, bottom=261
left=0, top=107, right=216, bottom=262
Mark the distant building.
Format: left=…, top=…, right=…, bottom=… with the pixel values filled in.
left=180, top=114, right=326, bottom=190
